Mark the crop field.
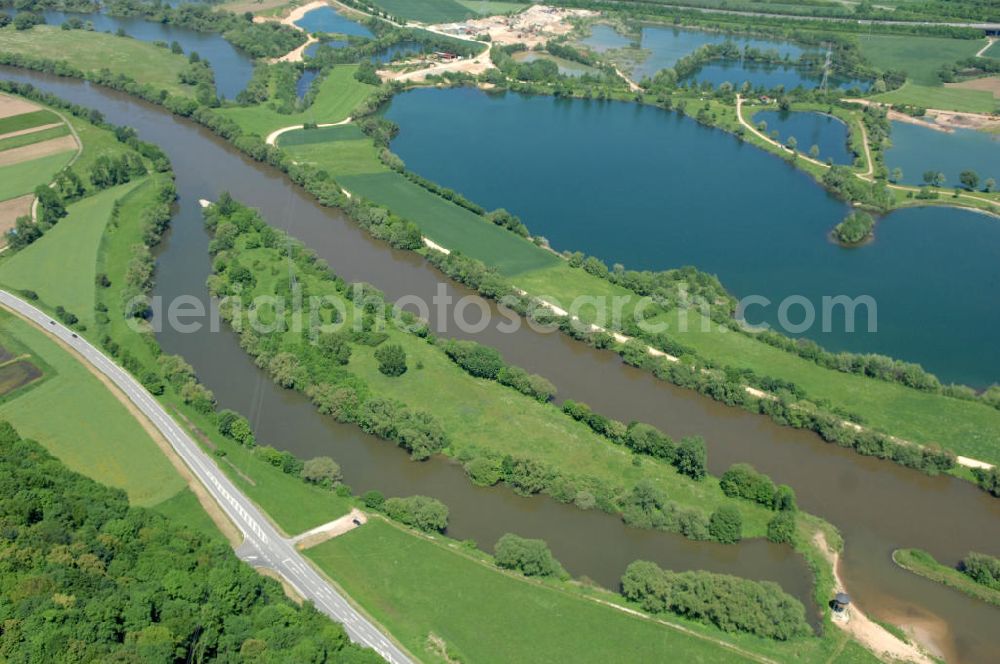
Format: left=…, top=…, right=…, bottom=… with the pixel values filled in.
left=367, top=0, right=477, bottom=23
left=858, top=34, right=986, bottom=86
left=873, top=82, right=998, bottom=113
left=0, top=151, right=75, bottom=202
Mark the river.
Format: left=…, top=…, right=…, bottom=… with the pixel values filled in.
left=3, top=68, right=998, bottom=662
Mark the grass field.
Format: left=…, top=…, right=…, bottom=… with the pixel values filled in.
left=281, top=123, right=559, bottom=274
left=0, top=124, right=71, bottom=152
left=217, top=65, right=374, bottom=137
left=0, top=109, right=59, bottom=135
left=0, top=150, right=75, bottom=202
left=0, top=309, right=186, bottom=506
left=231, top=230, right=780, bottom=538
left=308, top=519, right=877, bottom=664
left=151, top=487, right=227, bottom=541
left=368, top=0, right=476, bottom=23
left=0, top=181, right=142, bottom=329
left=893, top=549, right=1000, bottom=608
left=0, top=25, right=196, bottom=97
left=872, top=82, right=998, bottom=113
left=858, top=34, right=986, bottom=86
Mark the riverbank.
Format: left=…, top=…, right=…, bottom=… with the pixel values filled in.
left=893, top=549, right=1000, bottom=609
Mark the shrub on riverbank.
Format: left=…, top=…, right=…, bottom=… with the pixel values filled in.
left=383, top=495, right=449, bottom=532
left=494, top=533, right=567, bottom=578
left=621, top=560, right=810, bottom=640
left=962, top=552, right=1000, bottom=591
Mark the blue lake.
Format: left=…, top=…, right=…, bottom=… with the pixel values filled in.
left=294, top=6, right=373, bottom=37
left=2, top=9, right=255, bottom=99
left=385, top=87, right=1000, bottom=385
left=885, top=121, right=1000, bottom=188
left=753, top=110, right=854, bottom=165
left=581, top=23, right=867, bottom=91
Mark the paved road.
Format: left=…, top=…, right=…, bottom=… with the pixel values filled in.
left=0, top=290, right=412, bottom=664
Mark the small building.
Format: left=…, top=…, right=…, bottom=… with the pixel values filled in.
left=832, top=592, right=851, bottom=612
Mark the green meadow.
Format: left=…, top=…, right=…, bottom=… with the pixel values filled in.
left=0, top=25, right=196, bottom=97
left=857, top=34, right=986, bottom=86
left=0, top=181, right=142, bottom=329
left=307, top=520, right=877, bottom=664
left=0, top=108, right=60, bottom=135
left=217, top=65, right=375, bottom=137
left=0, top=151, right=75, bottom=201
left=0, top=124, right=70, bottom=152
left=873, top=82, right=997, bottom=114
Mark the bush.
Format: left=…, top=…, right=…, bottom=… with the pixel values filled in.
left=374, top=343, right=407, bottom=377
left=766, top=511, right=797, bottom=544
left=709, top=506, right=743, bottom=544
left=961, top=552, right=1000, bottom=591
left=674, top=436, right=707, bottom=480
left=719, top=463, right=776, bottom=508
left=384, top=495, right=449, bottom=532
left=621, top=561, right=810, bottom=640
left=832, top=211, right=875, bottom=244
left=494, top=533, right=566, bottom=578
left=301, top=456, right=343, bottom=487
left=362, top=490, right=385, bottom=510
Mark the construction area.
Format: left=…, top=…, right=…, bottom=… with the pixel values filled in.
left=430, top=4, right=596, bottom=48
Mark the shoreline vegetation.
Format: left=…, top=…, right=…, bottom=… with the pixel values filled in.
left=893, top=549, right=1000, bottom=609
left=4, top=17, right=1000, bottom=491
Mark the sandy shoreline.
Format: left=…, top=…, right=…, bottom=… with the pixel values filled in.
left=813, top=533, right=937, bottom=664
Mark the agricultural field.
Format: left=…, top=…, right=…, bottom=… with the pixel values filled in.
left=0, top=309, right=186, bottom=507
left=0, top=25, right=196, bottom=97
left=0, top=182, right=142, bottom=329
left=0, top=93, right=77, bottom=240
left=279, top=123, right=559, bottom=274
left=217, top=65, right=374, bottom=137
left=308, top=520, right=876, bottom=664
left=873, top=81, right=998, bottom=113
left=857, top=34, right=986, bottom=86
left=367, top=0, right=480, bottom=23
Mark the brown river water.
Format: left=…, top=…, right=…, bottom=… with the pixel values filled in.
left=4, top=69, right=997, bottom=662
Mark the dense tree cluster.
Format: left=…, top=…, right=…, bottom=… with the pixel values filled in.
left=439, top=339, right=555, bottom=402
left=383, top=495, right=449, bottom=532
left=0, top=421, right=379, bottom=663
left=961, top=552, right=1000, bottom=591
left=832, top=210, right=875, bottom=244
left=720, top=463, right=797, bottom=511
left=493, top=534, right=566, bottom=578
left=622, top=481, right=714, bottom=540
left=621, top=560, right=810, bottom=640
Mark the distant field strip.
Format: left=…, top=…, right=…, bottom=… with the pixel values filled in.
left=0, top=124, right=70, bottom=152
left=368, top=0, right=476, bottom=23
left=0, top=109, right=59, bottom=135
left=858, top=35, right=986, bottom=86
left=0, top=151, right=75, bottom=202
